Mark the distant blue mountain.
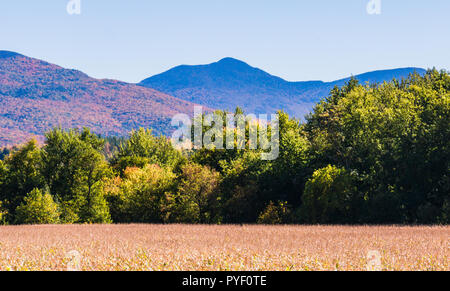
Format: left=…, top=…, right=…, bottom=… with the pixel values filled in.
left=139, top=58, right=426, bottom=117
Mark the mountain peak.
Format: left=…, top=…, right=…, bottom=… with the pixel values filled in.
left=217, top=57, right=248, bottom=65
left=215, top=58, right=254, bottom=70
left=139, top=60, right=427, bottom=117
left=0, top=50, right=23, bottom=59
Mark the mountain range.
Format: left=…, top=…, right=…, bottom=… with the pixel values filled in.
left=0, top=51, right=203, bottom=146
left=139, top=57, right=426, bottom=117
left=0, top=51, right=426, bottom=146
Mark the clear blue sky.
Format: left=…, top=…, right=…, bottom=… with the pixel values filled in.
left=1, top=0, right=449, bottom=83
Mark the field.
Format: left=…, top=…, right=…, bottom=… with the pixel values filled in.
left=0, top=225, right=448, bottom=271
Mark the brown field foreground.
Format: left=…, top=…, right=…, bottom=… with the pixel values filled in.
left=0, top=225, right=448, bottom=271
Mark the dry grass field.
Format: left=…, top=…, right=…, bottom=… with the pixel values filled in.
left=0, top=224, right=448, bottom=271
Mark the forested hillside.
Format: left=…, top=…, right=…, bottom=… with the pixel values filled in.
left=0, top=70, right=448, bottom=225
left=0, top=51, right=204, bottom=146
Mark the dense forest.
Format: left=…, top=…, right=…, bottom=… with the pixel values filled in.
left=0, top=70, right=448, bottom=225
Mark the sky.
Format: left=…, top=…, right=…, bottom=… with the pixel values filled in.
left=0, top=0, right=449, bottom=83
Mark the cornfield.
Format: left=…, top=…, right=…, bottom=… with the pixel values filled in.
left=0, top=224, right=448, bottom=271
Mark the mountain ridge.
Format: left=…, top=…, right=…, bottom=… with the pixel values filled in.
left=0, top=51, right=206, bottom=146
left=0, top=51, right=428, bottom=146
left=139, top=57, right=426, bottom=117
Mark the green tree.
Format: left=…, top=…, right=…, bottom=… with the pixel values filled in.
left=114, top=128, right=185, bottom=173
left=0, top=140, right=44, bottom=221
left=301, top=165, right=356, bottom=224
left=305, top=70, right=449, bottom=223
left=41, top=128, right=112, bottom=223
left=268, top=111, right=311, bottom=207
left=105, top=164, right=176, bottom=223
left=166, top=163, right=221, bottom=223
left=80, top=183, right=111, bottom=224
left=15, top=188, right=60, bottom=224
left=220, top=151, right=271, bottom=223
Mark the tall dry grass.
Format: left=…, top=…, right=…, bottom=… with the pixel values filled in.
left=0, top=224, right=448, bottom=271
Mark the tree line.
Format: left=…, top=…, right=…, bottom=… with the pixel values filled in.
left=0, top=69, right=448, bottom=225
